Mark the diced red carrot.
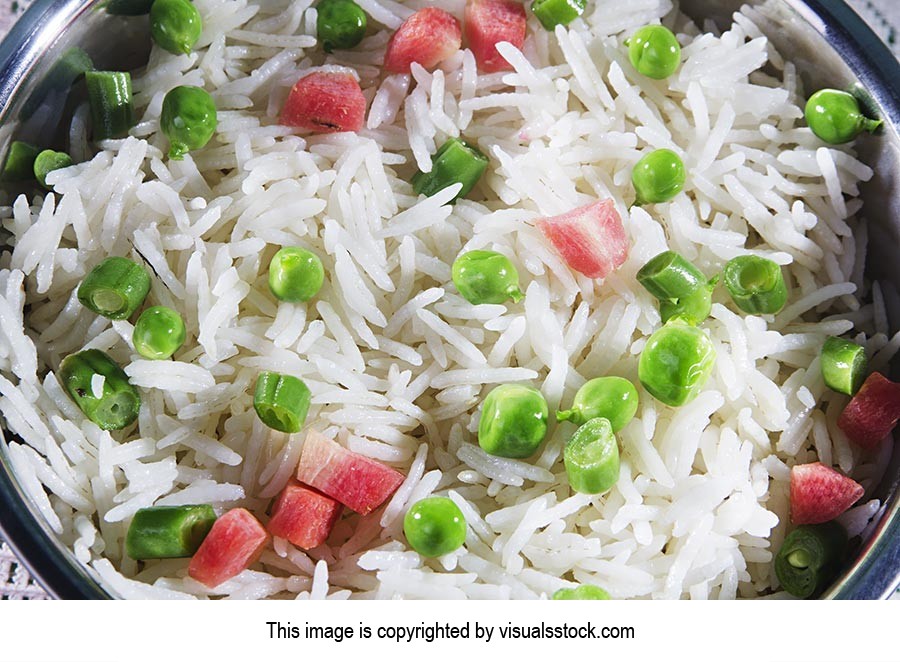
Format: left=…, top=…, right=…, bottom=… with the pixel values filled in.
left=790, top=462, right=864, bottom=525
left=384, top=8, right=462, bottom=74
left=536, top=198, right=629, bottom=279
left=188, top=508, right=268, bottom=588
left=464, top=0, right=527, bottom=73
left=267, top=480, right=343, bottom=550
left=296, top=430, right=405, bottom=515
left=280, top=71, right=366, bottom=133
left=838, top=371, right=900, bottom=449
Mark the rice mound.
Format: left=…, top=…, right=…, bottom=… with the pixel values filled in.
left=0, top=0, right=893, bottom=599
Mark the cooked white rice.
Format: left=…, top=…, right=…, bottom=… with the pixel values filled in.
left=0, top=0, right=892, bottom=599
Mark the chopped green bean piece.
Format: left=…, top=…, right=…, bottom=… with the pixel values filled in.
left=133, top=306, right=186, bottom=360
left=628, top=24, right=681, bottom=80
left=552, top=585, right=611, bottom=600
left=452, top=250, right=523, bottom=305
left=317, top=0, right=368, bottom=52
left=639, top=319, right=716, bottom=407
left=1, top=141, right=40, bottom=181
left=412, top=138, right=488, bottom=202
left=821, top=337, right=867, bottom=396
left=403, top=496, right=466, bottom=557
left=86, top=71, right=134, bottom=140
left=531, top=0, right=586, bottom=31
left=805, top=89, right=881, bottom=145
left=77, top=256, right=151, bottom=320
left=631, top=148, right=685, bottom=205
left=723, top=255, right=787, bottom=315
left=564, top=417, right=619, bottom=494
left=774, top=522, right=847, bottom=598
left=33, top=149, right=73, bottom=188
left=659, top=277, right=717, bottom=326
left=254, top=372, right=311, bottom=433
left=637, top=250, right=706, bottom=301
left=557, top=376, right=638, bottom=431
left=478, top=383, right=548, bottom=458
left=59, top=349, right=140, bottom=430
left=150, top=0, right=203, bottom=55
left=126, top=505, right=217, bottom=559
left=268, top=247, right=325, bottom=303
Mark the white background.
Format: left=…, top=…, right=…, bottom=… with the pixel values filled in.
left=0, top=599, right=897, bottom=661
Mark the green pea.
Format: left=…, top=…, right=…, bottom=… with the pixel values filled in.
left=451, top=250, right=523, bottom=305
left=627, top=24, right=681, bottom=80
left=160, top=85, right=217, bottom=160
left=268, top=247, right=325, bottom=303
left=478, top=384, right=548, bottom=459
left=150, top=0, right=202, bottom=55
left=317, top=0, right=367, bottom=52
left=556, top=376, right=638, bottom=431
left=638, top=319, right=716, bottom=407
left=132, top=306, right=186, bottom=360
left=805, top=89, right=881, bottom=145
left=33, top=149, right=73, bottom=188
left=631, top=148, right=685, bottom=205
left=552, top=585, right=611, bottom=600
left=403, top=496, right=467, bottom=558
left=564, top=417, right=620, bottom=495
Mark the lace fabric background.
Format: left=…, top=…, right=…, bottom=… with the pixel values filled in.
left=0, top=0, right=897, bottom=600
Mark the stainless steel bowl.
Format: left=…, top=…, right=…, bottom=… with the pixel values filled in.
left=0, top=0, right=898, bottom=599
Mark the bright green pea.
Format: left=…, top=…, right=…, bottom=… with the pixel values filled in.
left=160, top=85, right=217, bottom=160
left=478, top=384, right=548, bottom=459
left=150, top=0, right=203, bottom=55
left=132, top=306, right=186, bottom=360
left=638, top=319, right=716, bottom=407
left=805, top=89, right=881, bottom=145
left=403, top=497, right=467, bottom=558
left=268, top=247, right=325, bottom=303
left=631, top=148, right=685, bottom=205
left=317, top=0, right=367, bottom=52
left=552, top=585, right=611, bottom=600
left=556, top=376, right=638, bottom=431
left=564, top=417, right=620, bottom=495
left=451, top=250, right=523, bottom=305
left=33, top=149, right=73, bottom=188
left=628, top=25, right=681, bottom=80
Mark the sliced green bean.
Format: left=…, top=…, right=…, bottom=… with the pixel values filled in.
left=723, top=255, right=787, bottom=315
left=1, top=141, right=40, bottom=181
left=126, top=505, right=217, bottom=559
left=77, top=256, right=151, bottom=320
left=412, top=138, right=488, bottom=202
left=86, top=71, right=134, bottom=140
left=820, top=337, right=867, bottom=396
left=254, top=372, right=311, bottom=433
left=774, top=522, right=847, bottom=598
left=59, top=349, right=140, bottom=430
